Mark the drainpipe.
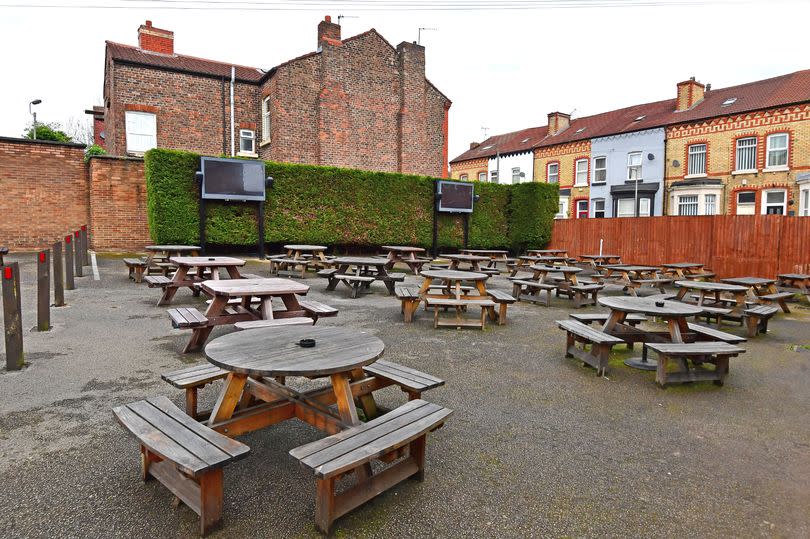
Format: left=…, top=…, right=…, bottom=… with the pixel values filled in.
left=661, top=135, right=668, bottom=216
left=230, top=66, right=235, bottom=156
left=496, top=152, right=500, bottom=184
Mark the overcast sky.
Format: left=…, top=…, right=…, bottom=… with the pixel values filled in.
left=1, top=0, right=807, bottom=160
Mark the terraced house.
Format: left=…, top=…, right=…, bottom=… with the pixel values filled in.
left=95, top=17, right=451, bottom=177
left=449, top=69, right=810, bottom=217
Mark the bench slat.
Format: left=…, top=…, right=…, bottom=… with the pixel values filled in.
left=487, top=290, right=516, bottom=303
left=556, top=320, right=624, bottom=344
left=425, top=298, right=496, bottom=307
left=299, top=299, right=338, bottom=315
left=645, top=342, right=745, bottom=355
left=686, top=323, right=746, bottom=344
left=745, top=305, right=778, bottom=316
left=234, top=318, right=314, bottom=330
left=363, top=360, right=444, bottom=391
left=162, top=364, right=229, bottom=388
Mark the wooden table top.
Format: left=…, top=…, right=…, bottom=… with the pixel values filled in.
left=170, top=256, right=245, bottom=267
left=381, top=245, right=425, bottom=253
left=460, top=249, right=508, bottom=255
left=420, top=269, right=487, bottom=281
left=604, top=265, right=660, bottom=272
left=778, top=273, right=810, bottom=279
left=674, top=280, right=747, bottom=292
left=722, top=277, right=776, bottom=286
left=205, top=326, right=384, bottom=378
left=599, top=296, right=704, bottom=316
left=662, top=262, right=704, bottom=269
left=530, top=264, right=582, bottom=273
left=440, top=254, right=490, bottom=262
left=521, top=255, right=567, bottom=262
left=145, top=245, right=201, bottom=252
left=528, top=249, right=567, bottom=254
left=332, top=256, right=389, bottom=266
left=284, top=244, right=328, bottom=251
left=580, top=254, right=621, bottom=259
left=201, top=278, right=310, bottom=297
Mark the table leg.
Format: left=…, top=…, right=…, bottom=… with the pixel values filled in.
left=158, top=265, right=189, bottom=306
left=766, top=283, right=790, bottom=313
left=183, top=296, right=227, bottom=353
left=208, top=372, right=248, bottom=426
left=226, top=266, right=241, bottom=279
left=350, top=368, right=378, bottom=420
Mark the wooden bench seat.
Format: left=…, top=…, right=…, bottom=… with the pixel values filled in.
left=123, top=257, right=147, bottom=283
left=630, top=278, right=673, bottom=293
left=684, top=272, right=716, bottom=281
left=569, top=312, right=646, bottom=325
left=363, top=360, right=445, bottom=400
left=569, top=283, right=604, bottom=308
left=396, top=286, right=421, bottom=322
left=299, top=299, right=338, bottom=321
left=511, top=279, right=556, bottom=306
left=113, top=396, right=250, bottom=536
left=317, top=268, right=338, bottom=278
left=161, top=364, right=229, bottom=418
left=239, top=272, right=263, bottom=280
left=644, top=342, right=746, bottom=387
left=686, top=322, right=747, bottom=344
left=743, top=305, right=779, bottom=337
left=387, top=272, right=406, bottom=281
left=234, top=317, right=314, bottom=330
left=478, top=267, right=501, bottom=275
left=487, top=289, right=516, bottom=325
left=289, top=399, right=452, bottom=534
left=696, top=304, right=733, bottom=326
left=144, top=275, right=173, bottom=288
left=425, top=297, right=496, bottom=329
left=168, top=307, right=209, bottom=329
left=556, top=319, right=624, bottom=376
left=757, top=292, right=793, bottom=313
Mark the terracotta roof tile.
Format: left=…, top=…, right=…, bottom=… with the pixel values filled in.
left=450, top=126, right=548, bottom=163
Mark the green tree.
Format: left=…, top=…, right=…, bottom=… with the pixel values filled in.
left=23, top=122, right=73, bottom=143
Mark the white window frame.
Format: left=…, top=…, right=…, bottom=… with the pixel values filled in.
left=576, top=199, right=589, bottom=219
left=592, top=156, right=607, bottom=184
left=765, top=133, right=789, bottom=170
left=687, top=144, right=707, bottom=177
left=490, top=170, right=499, bottom=182
left=556, top=196, right=569, bottom=219
left=638, top=198, right=651, bottom=217
left=592, top=198, right=605, bottom=218
left=677, top=194, right=699, bottom=216
left=547, top=162, right=559, bottom=184
left=261, top=96, right=271, bottom=143
left=459, top=174, right=468, bottom=181
left=478, top=171, right=486, bottom=182
left=574, top=159, right=588, bottom=186
left=238, top=129, right=256, bottom=156
left=704, top=194, right=717, bottom=215
left=626, top=152, right=642, bottom=181
left=734, top=137, right=757, bottom=173
left=616, top=199, right=636, bottom=218
left=799, top=185, right=810, bottom=216
left=736, top=191, right=756, bottom=215
left=761, top=189, right=787, bottom=215
left=512, top=167, right=522, bottom=184
left=124, top=111, right=157, bottom=154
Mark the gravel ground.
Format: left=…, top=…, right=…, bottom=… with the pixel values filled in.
left=0, top=252, right=808, bottom=538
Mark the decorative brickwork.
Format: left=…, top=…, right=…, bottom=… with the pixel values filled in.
left=534, top=141, right=591, bottom=218
left=450, top=157, right=487, bottom=181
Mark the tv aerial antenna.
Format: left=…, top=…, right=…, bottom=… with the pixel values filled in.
left=337, top=14, right=358, bottom=25
left=481, top=126, right=490, bottom=139
left=418, top=27, right=438, bottom=45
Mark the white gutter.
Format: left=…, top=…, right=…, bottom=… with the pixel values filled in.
left=230, top=66, right=235, bottom=156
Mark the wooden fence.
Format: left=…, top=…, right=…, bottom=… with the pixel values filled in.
left=548, top=215, right=810, bottom=279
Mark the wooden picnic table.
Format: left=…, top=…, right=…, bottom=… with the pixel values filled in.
left=674, top=280, right=748, bottom=318
left=440, top=253, right=492, bottom=272
left=418, top=269, right=499, bottom=328
left=380, top=245, right=427, bottom=273
left=721, top=276, right=791, bottom=312
left=419, top=269, right=489, bottom=299
left=143, top=244, right=201, bottom=274
left=460, top=249, right=510, bottom=269
left=661, top=262, right=709, bottom=280
left=272, top=244, right=331, bottom=277
left=179, top=278, right=310, bottom=353
left=527, top=249, right=567, bottom=257
left=328, top=256, right=404, bottom=297
left=595, top=264, right=667, bottom=296
left=599, top=296, right=704, bottom=370
left=157, top=256, right=245, bottom=305
left=777, top=273, right=810, bottom=297
left=527, top=264, right=582, bottom=285
left=510, top=255, right=567, bottom=275
left=579, top=254, right=622, bottom=269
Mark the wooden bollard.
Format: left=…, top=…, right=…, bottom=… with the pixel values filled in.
left=73, top=231, right=83, bottom=277
left=53, top=241, right=65, bottom=307
left=65, top=235, right=75, bottom=290
left=80, top=225, right=89, bottom=267
left=37, top=250, right=50, bottom=331
left=3, top=263, right=24, bottom=370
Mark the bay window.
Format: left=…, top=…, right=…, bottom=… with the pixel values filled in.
left=677, top=195, right=699, bottom=216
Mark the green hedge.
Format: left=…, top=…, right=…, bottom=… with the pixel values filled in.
left=508, top=182, right=560, bottom=253
left=144, top=148, right=557, bottom=252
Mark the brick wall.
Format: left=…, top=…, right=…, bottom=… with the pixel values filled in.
left=88, top=156, right=149, bottom=251
left=450, top=157, right=488, bottom=181
left=534, top=140, right=591, bottom=218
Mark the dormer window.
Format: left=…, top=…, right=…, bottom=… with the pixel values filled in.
left=722, top=97, right=738, bottom=106
left=575, top=127, right=585, bottom=134
left=634, top=115, right=646, bottom=121
left=481, top=145, right=494, bottom=150
left=521, top=138, right=530, bottom=143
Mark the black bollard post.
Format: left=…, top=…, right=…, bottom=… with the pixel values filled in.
left=80, top=225, right=90, bottom=267
left=53, top=241, right=65, bottom=307
left=3, top=263, right=24, bottom=370
left=37, top=250, right=50, bottom=331
left=65, top=235, right=75, bottom=290
left=73, top=231, right=83, bottom=278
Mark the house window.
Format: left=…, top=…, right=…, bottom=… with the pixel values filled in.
left=593, top=157, right=606, bottom=184
left=556, top=197, right=569, bottom=219
left=800, top=186, right=810, bottom=216
left=762, top=189, right=786, bottom=215
left=592, top=199, right=605, bottom=218
left=512, top=167, right=522, bottom=184
left=478, top=171, right=486, bottom=182
left=124, top=111, right=156, bottom=154
left=627, top=152, right=642, bottom=181
left=459, top=174, right=468, bottom=181
left=574, top=159, right=588, bottom=186
left=704, top=194, right=717, bottom=215
left=735, top=137, right=757, bottom=172
left=261, top=97, right=271, bottom=142
left=639, top=198, right=651, bottom=217
left=766, top=133, right=789, bottom=169
left=576, top=200, right=588, bottom=218
left=687, top=144, right=707, bottom=176
left=678, top=194, right=699, bottom=216
left=736, top=191, right=756, bottom=215
left=547, top=162, right=559, bottom=183
left=239, top=129, right=255, bottom=154
left=490, top=170, right=499, bottom=182
left=616, top=199, right=635, bottom=218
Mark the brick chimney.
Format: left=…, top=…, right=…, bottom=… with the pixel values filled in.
left=317, top=16, right=342, bottom=48
left=469, top=142, right=480, bottom=150
left=547, top=112, right=571, bottom=136
left=138, top=20, right=174, bottom=55
left=676, top=77, right=705, bottom=111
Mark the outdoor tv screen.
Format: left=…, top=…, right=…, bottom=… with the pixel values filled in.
left=200, top=157, right=265, bottom=201
left=437, top=180, right=474, bottom=213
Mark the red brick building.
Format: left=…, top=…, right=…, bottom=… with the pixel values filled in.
left=98, top=18, right=451, bottom=177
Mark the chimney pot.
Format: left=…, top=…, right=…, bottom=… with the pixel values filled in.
left=145, top=20, right=152, bottom=27
left=325, top=15, right=331, bottom=22
left=317, top=16, right=342, bottom=48
left=138, top=20, right=174, bottom=55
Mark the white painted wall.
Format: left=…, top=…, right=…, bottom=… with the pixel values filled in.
left=487, top=151, right=534, bottom=184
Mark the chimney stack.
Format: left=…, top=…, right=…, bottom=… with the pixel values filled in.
left=676, top=77, right=705, bottom=111
left=469, top=142, right=480, bottom=150
left=547, top=111, right=571, bottom=136
left=138, top=20, right=174, bottom=55
left=317, top=15, right=342, bottom=49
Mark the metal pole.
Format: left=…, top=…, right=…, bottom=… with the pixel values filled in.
left=257, top=201, right=265, bottom=259
left=80, top=225, right=89, bottom=266
left=3, top=263, right=24, bottom=370
left=73, top=231, right=83, bottom=277
left=32, top=111, right=37, bottom=140
left=65, top=235, right=75, bottom=290
left=53, top=241, right=65, bottom=306
left=37, top=249, right=50, bottom=331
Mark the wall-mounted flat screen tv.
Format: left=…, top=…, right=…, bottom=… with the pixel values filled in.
left=200, top=157, right=265, bottom=201
left=437, top=180, right=474, bottom=213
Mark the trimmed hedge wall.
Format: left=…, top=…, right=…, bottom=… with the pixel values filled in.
left=144, top=148, right=557, bottom=251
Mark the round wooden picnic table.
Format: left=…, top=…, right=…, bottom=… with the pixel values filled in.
left=598, top=296, right=704, bottom=370
left=528, top=249, right=567, bottom=256
left=419, top=269, right=488, bottom=298
left=662, top=262, right=703, bottom=269
left=380, top=246, right=427, bottom=273
left=460, top=249, right=508, bottom=255
left=145, top=245, right=202, bottom=252
left=673, top=280, right=748, bottom=316
left=721, top=276, right=776, bottom=287
left=381, top=245, right=425, bottom=253
left=204, top=326, right=385, bottom=428
left=284, top=244, right=328, bottom=251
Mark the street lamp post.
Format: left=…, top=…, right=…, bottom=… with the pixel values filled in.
left=29, top=99, right=42, bottom=140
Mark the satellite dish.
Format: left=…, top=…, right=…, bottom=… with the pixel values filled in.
left=647, top=153, right=655, bottom=161
left=672, top=159, right=681, bottom=168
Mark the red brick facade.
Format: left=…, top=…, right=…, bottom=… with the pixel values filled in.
left=103, top=18, right=450, bottom=177
left=87, top=156, right=149, bottom=251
